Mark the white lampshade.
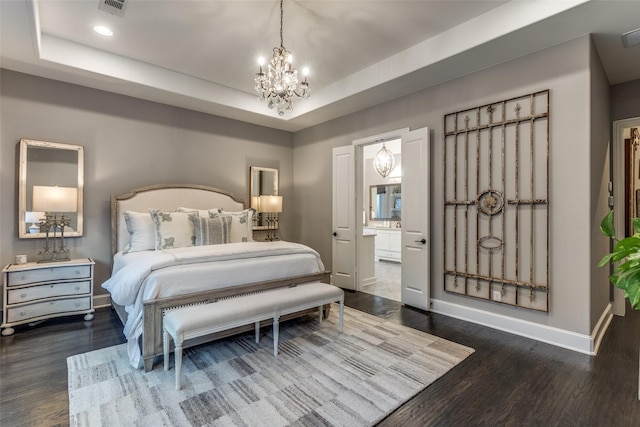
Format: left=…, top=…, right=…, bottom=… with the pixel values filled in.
left=25, top=211, right=45, bottom=223
left=32, top=186, right=78, bottom=213
left=258, top=195, right=282, bottom=213
left=250, top=196, right=261, bottom=211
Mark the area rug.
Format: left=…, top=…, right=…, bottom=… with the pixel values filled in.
left=68, top=305, right=474, bottom=426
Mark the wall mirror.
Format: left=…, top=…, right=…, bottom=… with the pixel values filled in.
left=250, top=166, right=278, bottom=230
left=370, top=184, right=401, bottom=221
left=18, top=139, right=84, bottom=239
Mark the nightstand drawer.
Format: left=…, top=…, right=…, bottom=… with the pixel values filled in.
left=7, top=265, right=91, bottom=287
left=7, top=280, right=91, bottom=304
left=6, top=296, right=92, bottom=323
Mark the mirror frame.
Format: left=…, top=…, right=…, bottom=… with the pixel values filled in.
left=250, top=166, right=278, bottom=230
left=18, top=139, right=84, bottom=239
left=369, top=183, right=402, bottom=221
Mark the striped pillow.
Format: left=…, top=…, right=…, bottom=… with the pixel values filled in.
left=191, top=215, right=231, bottom=246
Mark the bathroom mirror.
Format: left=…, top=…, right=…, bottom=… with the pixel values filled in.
left=250, top=166, right=278, bottom=230
left=370, top=184, right=401, bottom=221
left=18, top=139, right=84, bottom=238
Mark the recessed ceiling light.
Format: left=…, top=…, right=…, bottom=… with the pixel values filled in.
left=93, top=25, right=113, bottom=36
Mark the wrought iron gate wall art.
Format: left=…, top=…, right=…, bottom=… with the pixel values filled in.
left=443, top=90, right=549, bottom=311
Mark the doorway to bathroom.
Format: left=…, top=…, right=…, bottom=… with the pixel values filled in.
left=361, top=140, right=402, bottom=301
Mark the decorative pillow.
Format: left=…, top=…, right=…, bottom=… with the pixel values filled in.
left=190, top=215, right=232, bottom=246
left=123, top=211, right=155, bottom=253
left=149, top=209, right=198, bottom=250
left=215, top=209, right=255, bottom=243
left=177, top=207, right=221, bottom=217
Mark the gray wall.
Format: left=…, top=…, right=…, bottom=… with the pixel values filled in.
left=292, top=36, right=606, bottom=336
left=611, top=79, right=640, bottom=122
left=0, top=70, right=294, bottom=297
left=589, top=39, right=613, bottom=330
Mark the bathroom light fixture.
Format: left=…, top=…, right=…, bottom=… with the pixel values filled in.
left=254, top=0, right=310, bottom=116
left=374, top=143, right=396, bottom=178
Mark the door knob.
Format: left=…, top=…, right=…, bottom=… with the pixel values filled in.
left=333, top=232, right=338, bottom=237
left=415, top=238, right=426, bottom=244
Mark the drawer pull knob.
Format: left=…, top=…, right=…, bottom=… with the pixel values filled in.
left=75, top=287, right=80, bottom=291
left=20, top=311, right=27, bottom=317
left=75, top=303, right=81, bottom=307
left=20, top=293, right=27, bottom=298
left=21, top=275, right=27, bottom=280
left=50, top=285, right=54, bottom=288
left=75, top=271, right=80, bottom=275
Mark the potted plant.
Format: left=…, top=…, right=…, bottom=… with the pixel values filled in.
left=599, top=210, right=640, bottom=310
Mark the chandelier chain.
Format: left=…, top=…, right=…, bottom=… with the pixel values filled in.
left=280, top=0, right=284, bottom=48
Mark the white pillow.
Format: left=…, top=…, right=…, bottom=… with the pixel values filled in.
left=177, top=207, right=221, bottom=217
left=149, top=210, right=198, bottom=250
left=215, top=209, right=255, bottom=243
left=123, top=211, right=155, bottom=253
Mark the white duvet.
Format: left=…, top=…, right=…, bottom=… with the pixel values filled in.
left=102, top=241, right=325, bottom=368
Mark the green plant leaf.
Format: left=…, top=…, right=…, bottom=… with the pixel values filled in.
left=599, top=211, right=640, bottom=311
left=610, top=247, right=639, bottom=262
left=627, top=285, right=640, bottom=310
left=614, top=259, right=638, bottom=273
left=615, top=268, right=640, bottom=309
left=613, top=236, right=640, bottom=251
left=598, top=252, right=617, bottom=267
left=600, top=210, right=615, bottom=238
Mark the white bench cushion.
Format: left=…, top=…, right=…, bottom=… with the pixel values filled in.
left=163, top=282, right=344, bottom=390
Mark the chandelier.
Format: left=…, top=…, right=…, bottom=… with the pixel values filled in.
left=254, top=0, right=310, bottom=116
left=374, top=143, right=396, bottom=178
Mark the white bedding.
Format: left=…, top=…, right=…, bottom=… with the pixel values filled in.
left=103, top=241, right=325, bottom=368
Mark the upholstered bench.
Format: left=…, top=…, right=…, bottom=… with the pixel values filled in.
left=163, top=282, right=344, bottom=390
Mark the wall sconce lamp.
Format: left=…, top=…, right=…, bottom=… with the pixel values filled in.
left=258, top=195, right=282, bottom=241
left=32, top=186, right=78, bottom=262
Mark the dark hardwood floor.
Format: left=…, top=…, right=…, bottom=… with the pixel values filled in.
left=1, top=293, right=639, bottom=426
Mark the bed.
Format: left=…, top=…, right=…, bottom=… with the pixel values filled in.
left=104, top=184, right=330, bottom=371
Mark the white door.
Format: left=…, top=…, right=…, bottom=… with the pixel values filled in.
left=332, top=145, right=357, bottom=290
left=401, top=127, right=430, bottom=310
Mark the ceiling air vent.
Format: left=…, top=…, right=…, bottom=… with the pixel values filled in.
left=98, top=0, right=128, bottom=18
left=622, top=28, right=640, bottom=48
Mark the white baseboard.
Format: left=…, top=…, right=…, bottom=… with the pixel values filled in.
left=93, top=294, right=112, bottom=309
left=430, top=299, right=613, bottom=356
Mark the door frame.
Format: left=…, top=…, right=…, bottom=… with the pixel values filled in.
left=352, top=128, right=409, bottom=293
left=612, top=117, right=640, bottom=316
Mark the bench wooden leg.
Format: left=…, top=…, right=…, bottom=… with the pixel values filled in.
left=255, top=321, right=260, bottom=343
left=273, top=316, right=279, bottom=356
left=318, top=306, right=323, bottom=325
left=163, top=330, right=170, bottom=371
left=175, top=341, right=183, bottom=390
left=339, top=297, right=344, bottom=333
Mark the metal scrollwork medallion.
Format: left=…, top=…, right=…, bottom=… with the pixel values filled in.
left=477, top=189, right=504, bottom=216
